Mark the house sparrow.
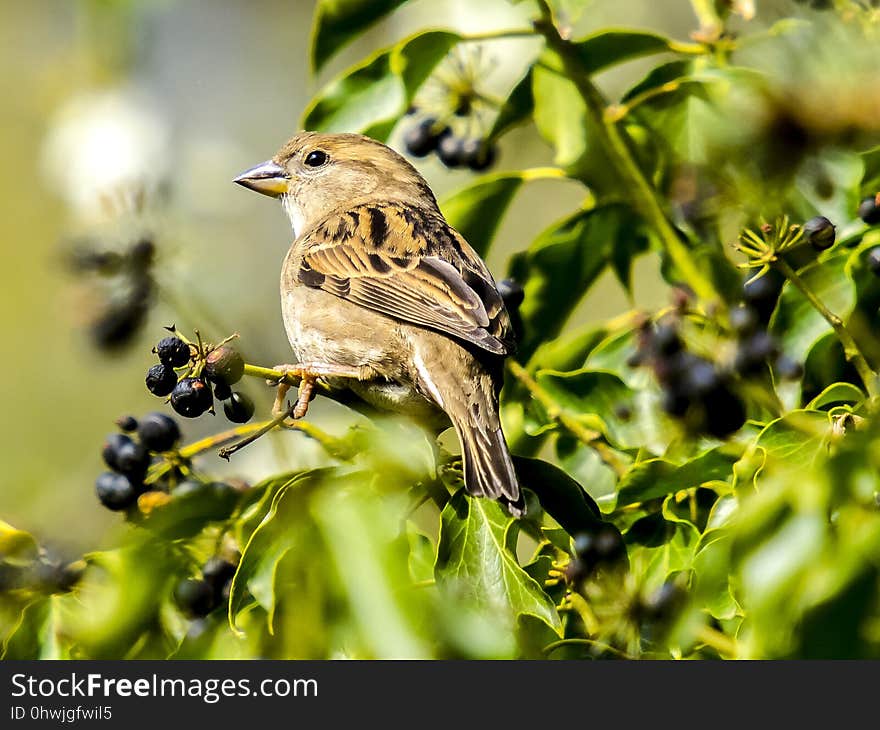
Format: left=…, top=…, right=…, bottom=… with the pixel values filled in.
left=234, top=132, right=523, bottom=516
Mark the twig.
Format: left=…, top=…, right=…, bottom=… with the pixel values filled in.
left=508, top=360, right=628, bottom=476
left=532, top=0, right=719, bottom=305
left=773, top=258, right=877, bottom=399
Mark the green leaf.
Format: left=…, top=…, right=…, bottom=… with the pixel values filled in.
left=313, top=483, right=432, bottom=658
left=310, top=0, right=410, bottom=72
left=616, top=448, right=737, bottom=508
left=806, top=382, right=865, bottom=410
left=532, top=52, right=589, bottom=167
left=2, top=597, right=68, bottom=659
left=0, top=520, right=38, bottom=565
left=772, top=253, right=857, bottom=364
left=134, top=482, right=241, bottom=540
left=303, top=31, right=459, bottom=141
left=435, top=489, right=562, bottom=634
left=229, top=470, right=328, bottom=632
left=488, top=67, right=534, bottom=141
left=509, top=205, right=649, bottom=359
left=406, top=524, right=435, bottom=584
left=441, top=168, right=569, bottom=258
left=536, top=368, right=663, bottom=451
left=511, top=455, right=604, bottom=535
left=573, top=29, right=680, bottom=75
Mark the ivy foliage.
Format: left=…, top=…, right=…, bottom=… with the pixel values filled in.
left=5, top=0, right=880, bottom=659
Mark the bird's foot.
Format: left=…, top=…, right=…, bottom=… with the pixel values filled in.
left=270, top=362, right=375, bottom=420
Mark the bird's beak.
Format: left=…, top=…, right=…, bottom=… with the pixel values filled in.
left=233, top=160, right=289, bottom=197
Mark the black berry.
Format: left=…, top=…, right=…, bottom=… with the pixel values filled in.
left=223, top=391, right=255, bottom=423
left=202, top=557, right=237, bottom=604
left=204, top=346, right=244, bottom=385
left=734, top=331, right=780, bottom=376
left=174, top=578, right=216, bottom=617
left=437, top=133, right=465, bottom=168
left=114, top=438, right=150, bottom=479
left=703, top=385, right=746, bottom=438
left=212, top=379, right=233, bottom=401
left=729, top=305, right=759, bottom=336
left=460, top=138, right=496, bottom=172
left=653, top=324, right=682, bottom=356
left=775, top=355, right=804, bottom=381
left=155, top=336, right=191, bottom=367
left=115, top=415, right=138, bottom=432
left=497, top=278, right=525, bottom=309
left=743, top=269, right=784, bottom=324
left=102, top=433, right=129, bottom=471
left=403, top=118, right=443, bottom=158
left=867, top=247, right=880, bottom=276
left=802, top=215, right=835, bottom=251
left=661, top=388, right=691, bottom=418
left=681, top=359, right=721, bottom=397
left=137, top=412, right=181, bottom=452
left=146, top=363, right=177, bottom=397
left=858, top=195, right=880, bottom=225
left=95, top=472, right=138, bottom=511
left=170, top=378, right=213, bottom=418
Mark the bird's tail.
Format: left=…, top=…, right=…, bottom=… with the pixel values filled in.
left=455, top=417, right=524, bottom=517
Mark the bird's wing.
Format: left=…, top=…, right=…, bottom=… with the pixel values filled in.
left=295, top=202, right=513, bottom=355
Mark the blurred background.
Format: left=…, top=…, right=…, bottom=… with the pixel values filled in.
left=0, top=0, right=808, bottom=556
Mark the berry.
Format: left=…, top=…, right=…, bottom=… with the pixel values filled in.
left=460, top=138, right=496, bottom=172
left=223, top=391, right=255, bottom=423
left=661, top=388, right=691, bottom=418
left=114, top=438, right=150, bottom=479
left=858, top=195, right=880, bottom=225
left=403, top=118, right=442, bottom=158
left=170, top=378, right=213, bottom=418
left=115, top=415, right=138, bottom=432
left=497, top=278, right=525, bottom=309
left=437, top=133, right=466, bottom=168
left=573, top=533, right=594, bottom=560
left=802, top=215, right=835, bottom=251
left=202, top=557, right=237, bottom=604
left=702, top=385, right=746, bottom=438
left=212, top=379, right=233, bottom=401
left=743, top=269, right=784, bottom=324
left=640, top=581, right=684, bottom=623
left=593, top=527, right=626, bottom=563
left=775, top=355, right=804, bottom=381
left=174, top=578, right=216, bottom=617
left=137, top=412, right=181, bottom=452
left=868, top=247, right=880, bottom=276
left=734, top=331, right=780, bottom=376
left=146, top=363, right=177, bottom=397
left=681, top=359, right=721, bottom=397
left=95, top=472, right=138, bottom=511
left=155, top=336, right=191, bottom=367
left=102, top=433, right=130, bottom=471
left=204, top=346, right=245, bottom=385
left=729, top=305, right=759, bottom=336
left=653, top=324, right=682, bottom=356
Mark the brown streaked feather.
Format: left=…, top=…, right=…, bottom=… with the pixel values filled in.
left=294, top=201, right=514, bottom=355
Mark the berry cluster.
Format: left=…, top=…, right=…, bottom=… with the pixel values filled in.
left=67, top=237, right=157, bottom=350
left=402, top=48, right=498, bottom=171
left=630, top=321, right=747, bottom=439
left=174, top=556, right=238, bottom=618
left=145, top=330, right=254, bottom=423
left=96, top=413, right=181, bottom=511
left=403, top=116, right=496, bottom=171
left=564, top=527, right=627, bottom=585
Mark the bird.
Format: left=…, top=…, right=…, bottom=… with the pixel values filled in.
left=234, top=131, right=524, bottom=516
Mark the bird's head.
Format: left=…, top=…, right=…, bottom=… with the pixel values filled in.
left=233, top=131, right=437, bottom=237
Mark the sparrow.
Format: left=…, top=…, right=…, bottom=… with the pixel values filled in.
left=234, top=132, right=524, bottom=516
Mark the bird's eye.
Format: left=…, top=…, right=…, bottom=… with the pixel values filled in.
left=304, top=150, right=329, bottom=168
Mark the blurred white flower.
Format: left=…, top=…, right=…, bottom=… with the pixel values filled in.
left=41, top=86, right=171, bottom=223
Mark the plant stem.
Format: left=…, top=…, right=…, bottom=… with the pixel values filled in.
left=532, top=0, right=719, bottom=305
left=773, top=258, right=877, bottom=399
left=460, top=28, right=539, bottom=43
left=507, top=360, right=627, bottom=476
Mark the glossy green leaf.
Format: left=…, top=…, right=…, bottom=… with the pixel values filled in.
left=229, top=470, right=329, bottom=632
left=616, top=448, right=737, bottom=508
left=511, top=455, right=604, bottom=535
left=772, top=253, right=857, bottom=364
left=573, top=29, right=680, bottom=75
left=489, top=67, right=534, bottom=141
left=441, top=168, right=569, bottom=258
left=435, top=489, right=562, bottom=634
left=2, top=597, right=68, bottom=659
left=0, top=520, right=38, bottom=565
left=303, top=31, right=459, bottom=141
left=310, top=0, right=409, bottom=71
left=806, top=382, right=865, bottom=410
left=508, top=205, right=649, bottom=359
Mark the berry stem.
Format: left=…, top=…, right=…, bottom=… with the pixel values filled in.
left=773, top=257, right=878, bottom=399
left=507, top=360, right=628, bottom=475
left=532, top=0, right=719, bottom=305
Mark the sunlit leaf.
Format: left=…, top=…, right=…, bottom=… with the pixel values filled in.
left=310, top=0, right=410, bottom=71
left=435, top=489, right=562, bottom=634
